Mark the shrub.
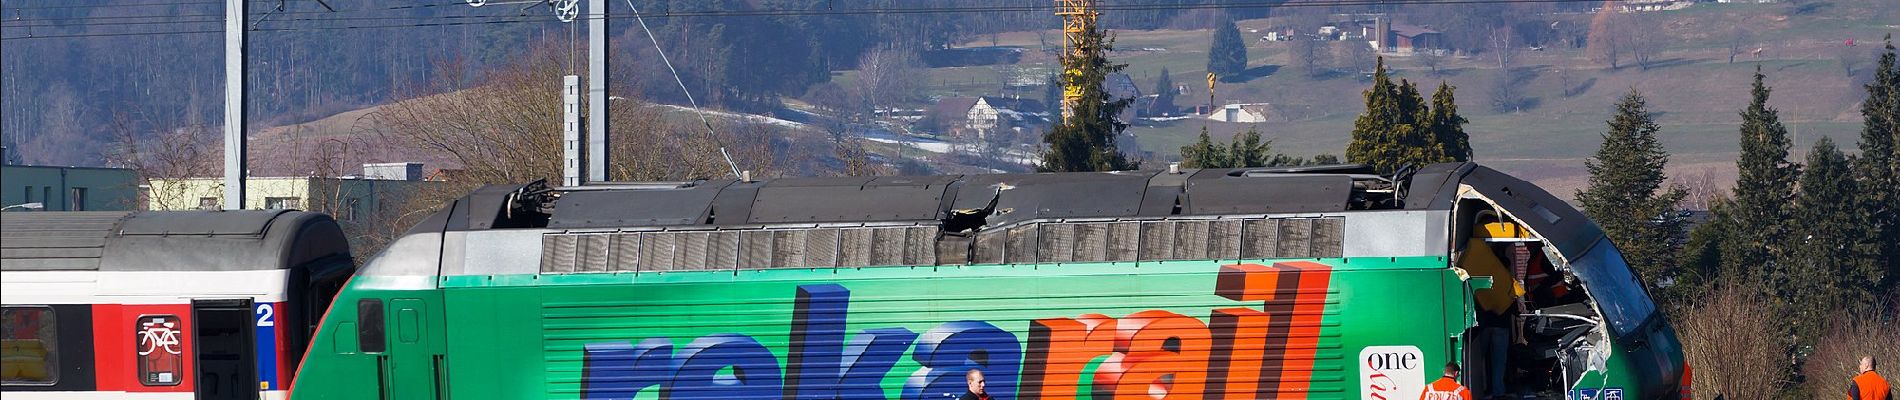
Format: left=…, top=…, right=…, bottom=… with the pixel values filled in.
left=1675, top=281, right=1788, bottom=399
left=1801, top=303, right=1899, bottom=399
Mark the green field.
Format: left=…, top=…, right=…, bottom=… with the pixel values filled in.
left=886, top=1, right=1894, bottom=197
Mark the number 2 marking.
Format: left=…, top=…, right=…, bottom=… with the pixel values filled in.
left=256, top=304, right=275, bottom=327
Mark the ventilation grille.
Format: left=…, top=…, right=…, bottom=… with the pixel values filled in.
left=971, top=217, right=1344, bottom=264
left=541, top=225, right=939, bottom=273
left=540, top=216, right=1343, bottom=273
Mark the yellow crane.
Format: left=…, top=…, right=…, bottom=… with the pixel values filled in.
left=1054, top=0, right=1098, bottom=121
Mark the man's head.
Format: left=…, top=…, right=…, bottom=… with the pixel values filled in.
left=965, top=368, right=987, bottom=395
left=1862, top=356, right=1877, bottom=373
left=1443, top=362, right=1461, bottom=378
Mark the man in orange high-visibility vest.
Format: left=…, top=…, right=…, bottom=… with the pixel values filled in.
left=1850, top=356, right=1891, bottom=400
left=1421, top=363, right=1472, bottom=400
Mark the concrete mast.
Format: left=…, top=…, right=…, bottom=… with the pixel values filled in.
left=586, top=0, right=609, bottom=183
left=223, top=0, right=247, bottom=210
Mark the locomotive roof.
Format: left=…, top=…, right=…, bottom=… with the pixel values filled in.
left=0, top=210, right=350, bottom=271
left=402, top=162, right=1595, bottom=258
left=344, top=162, right=1613, bottom=278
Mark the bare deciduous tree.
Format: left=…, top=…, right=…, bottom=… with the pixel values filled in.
left=1727, top=25, right=1754, bottom=64
left=367, top=42, right=803, bottom=241
left=1289, top=38, right=1332, bottom=79
left=853, top=46, right=923, bottom=119
left=1338, top=41, right=1378, bottom=74
left=1674, top=167, right=1725, bottom=211
left=1416, top=50, right=1447, bottom=74
left=103, top=113, right=221, bottom=210
left=1627, top=14, right=1666, bottom=71
left=23, top=83, right=95, bottom=166
left=1487, top=24, right=1520, bottom=70
left=1586, top=1, right=1624, bottom=69
left=1838, top=44, right=1868, bottom=79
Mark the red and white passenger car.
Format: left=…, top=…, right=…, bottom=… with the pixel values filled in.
left=2, top=210, right=353, bottom=400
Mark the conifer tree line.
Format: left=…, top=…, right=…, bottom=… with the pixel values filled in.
left=1179, top=126, right=1340, bottom=168
left=1346, top=58, right=1474, bottom=173
left=1582, top=37, right=1900, bottom=352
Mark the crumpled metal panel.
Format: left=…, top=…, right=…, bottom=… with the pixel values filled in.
left=953, top=172, right=1159, bottom=227
left=973, top=231, right=1007, bottom=264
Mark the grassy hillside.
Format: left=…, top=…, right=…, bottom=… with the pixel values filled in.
left=901, top=1, right=1895, bottom=198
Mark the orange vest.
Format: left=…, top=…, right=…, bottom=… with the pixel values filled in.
left=1420, top=376, right=1471, bottom=400
left=1851, top=371, right=1891, bottom=400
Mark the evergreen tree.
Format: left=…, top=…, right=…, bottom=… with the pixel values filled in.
left=1721, top=67, right=1799, bottom=283
left=1348, top=59, right=1406, bottom=172
left=1787, top=137, right=1879, bottom=334
left=1347, top=58, right=1465, bottom=172
left=1181, top=126, right=1228, bottom=168
left=1179, top=126, right=1276, bottom=168
left=1153, top=67, right=1177, bottom=115
left=1043, top=73, right=1063, bottom=117
left=1229, top=126, right=1272, bottom=167
left=1040, top=17, right=1135, bottom=172
left=1208, top=18, right=1248, bottom=78
left=1312, top=154, right=1342, bottom=165
left=1267, top=154, right=1309, bottom=167
left=1674, top=199, right=1732, bottom=300
left=1426, top=82, right=1473, bottom=162
left=1577, top=89, right=1687, bottom=290
left=1853, top=35, right=1899, bottom=295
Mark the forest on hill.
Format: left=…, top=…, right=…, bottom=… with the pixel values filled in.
left=0, top=0, right=1277, bottom=166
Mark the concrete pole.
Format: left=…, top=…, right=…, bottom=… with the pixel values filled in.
left=223, top=0, right=247, bottom=210
left=586, top=0, right=609, bottom=183
left=563, top=75, right=582, bottom=187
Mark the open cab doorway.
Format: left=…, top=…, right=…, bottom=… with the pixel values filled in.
left=1451, top=174, right=1685, bottom=399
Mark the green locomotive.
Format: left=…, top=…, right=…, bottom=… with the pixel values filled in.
left=289, top=163, right=1688, bottom=400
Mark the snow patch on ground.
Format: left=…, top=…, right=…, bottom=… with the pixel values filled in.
left=656, top=104, right=808, bottom=129
left=1141, top=115, right=1197, bottom=122
left=861, top=129, right=955, bottom=153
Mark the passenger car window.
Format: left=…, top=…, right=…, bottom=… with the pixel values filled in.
left=1, top=306, right=58, bottom=385
left=1568, top=239, right=1659, bottom=338
left=136, top=315, right=184, bottom=386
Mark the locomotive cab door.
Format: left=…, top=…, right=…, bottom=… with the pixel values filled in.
left=192, top=299, right=258, bottom=400
left=361, top=297, right=443, bottom=400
